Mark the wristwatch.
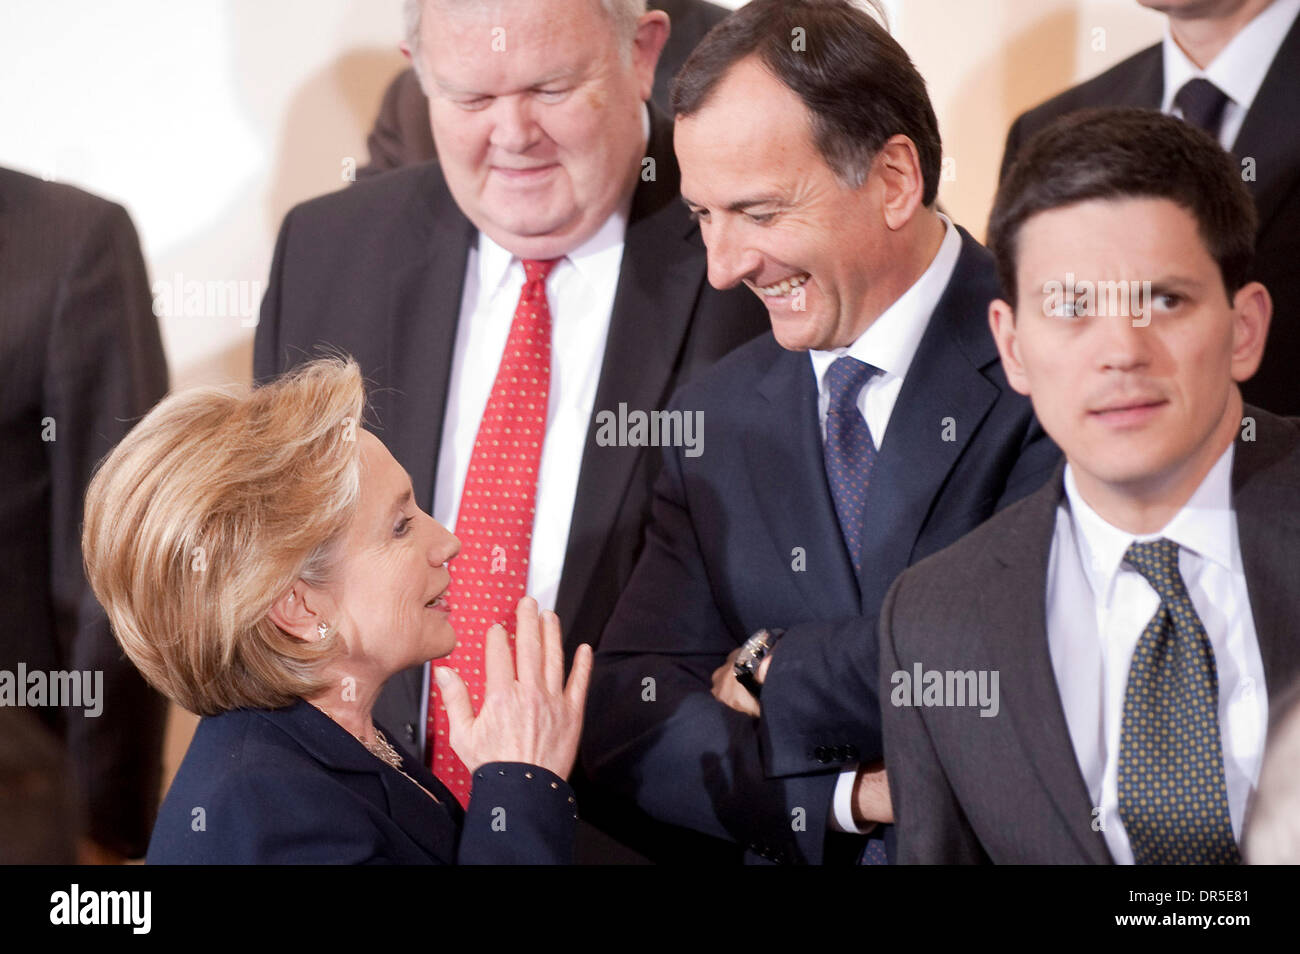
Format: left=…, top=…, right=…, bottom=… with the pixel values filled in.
left=733, top=628, right=785, bottom=700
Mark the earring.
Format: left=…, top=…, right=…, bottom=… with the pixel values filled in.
left=317, top=622, right=330, bottom=640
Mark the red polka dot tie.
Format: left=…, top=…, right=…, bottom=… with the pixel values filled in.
left=428, top=258, right=559, bottom=806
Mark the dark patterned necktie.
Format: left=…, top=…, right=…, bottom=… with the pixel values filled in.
left=1117, top=538, right=1240, bottom=865
left=823, top=356, right=882, bottom=572
left=1174, top=78, right=1231, bottom=141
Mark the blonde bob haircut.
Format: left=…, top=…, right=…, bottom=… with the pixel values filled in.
left=83, top=357, right=367, bottom=716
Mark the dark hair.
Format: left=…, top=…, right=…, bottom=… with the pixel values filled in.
left=671, top=0, right=942, bottom=205
left=988, top=107, right=1258, bottom=308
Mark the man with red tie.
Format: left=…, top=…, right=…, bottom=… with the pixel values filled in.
left=252, top=0, right=768, bottom=862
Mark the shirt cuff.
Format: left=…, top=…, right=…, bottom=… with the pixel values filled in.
left=829, top=764, right=874, bottom=834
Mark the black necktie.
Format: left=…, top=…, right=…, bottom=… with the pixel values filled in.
left=1173, top=78, right=1231, bottom=141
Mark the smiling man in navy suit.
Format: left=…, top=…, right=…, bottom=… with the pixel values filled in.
left=582, top=0, right=1059, bottom=865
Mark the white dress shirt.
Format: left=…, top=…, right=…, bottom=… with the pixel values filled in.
left=803, top=214, right=962, bottom=832
left=1046, top=445, right=1269, bottom=864
left=432, top=215, right=627, bottom=610
left=1161, top=0, right=1300, bottom=151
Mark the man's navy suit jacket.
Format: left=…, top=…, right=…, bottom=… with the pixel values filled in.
left=583, top=227, right=1061, bottom=864
left=147, top=700, right=577, bottom=864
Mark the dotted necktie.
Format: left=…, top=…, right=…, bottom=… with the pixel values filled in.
left=1117, top=538, right=1240, bottom=865
left=428, top=258, right=559, bottom=806
left=823, top=356, right=882, bottom=573
left=1174, top=78, right=1231, bottom=141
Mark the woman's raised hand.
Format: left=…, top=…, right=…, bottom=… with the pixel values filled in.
left=435, top=597, right=592, bottom=780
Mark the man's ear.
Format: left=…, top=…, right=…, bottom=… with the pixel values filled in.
left=267, top=581, right=328, bottom=643
left=632, top=10, right=671, bottom=102
left=876, top=135, right=927, bottom=232
left=989, top=298, right=1032, bottom=397
left=1229, top=280, right=1272, bottom=383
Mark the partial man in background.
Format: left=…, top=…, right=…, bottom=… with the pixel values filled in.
left=1001, top=0, right=1300, bottom=414
left=357, top=0, right=729, bottom=178
left=584, top=0, right=1058, bottom=865
left=0, top=166, right=169, bottom=862
left=883, top=108, right=1299, bottom=863
left=254, top=0, right=768, bottom=862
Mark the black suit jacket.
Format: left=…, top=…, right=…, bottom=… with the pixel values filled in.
left=147, top=700, right=577, bottom=863
left=583, top=228, right=1061, bottom=864
left=254, top=110, right=767, bottom=759
left=880, top=407, right=1300, bottom=864
left=0, top=167, right=169, bottom=858
left=358, top=0, right=729, bottom=178
left=999, top=15, right=1300, bottom=415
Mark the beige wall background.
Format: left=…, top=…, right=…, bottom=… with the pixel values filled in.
left=1, top=0, right=1164, bottom=798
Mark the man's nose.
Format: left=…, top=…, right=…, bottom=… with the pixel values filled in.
left=703, top=218, right=761, bottom=291
left=1097, top=311, right=1154, bottom=373
left=488, top=95, right=539, bottom=154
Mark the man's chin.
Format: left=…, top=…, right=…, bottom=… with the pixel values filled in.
left=769, top=314, right=828, bottom=353
left=1068, top=447, right=1178, bottom=496
left=478, top=211, right=584, bottom=258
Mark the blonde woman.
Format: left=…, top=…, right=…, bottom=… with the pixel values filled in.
left=83, top=357, right=591, bottom=864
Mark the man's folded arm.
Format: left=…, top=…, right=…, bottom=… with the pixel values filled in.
left=583, top=442, right=841, bottom=862
left=757, top=615, right=884, bottom=779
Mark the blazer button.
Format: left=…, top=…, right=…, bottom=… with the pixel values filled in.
left=844, top=744, right=859, bottom=761
left=814, top=746, right=829, bottom=763
left=834, top=745, right=849, bottom=762
left=403, top=723, right=416, bottom=743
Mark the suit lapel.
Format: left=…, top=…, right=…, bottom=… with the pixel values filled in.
left=858, top=230, right=1002, bottom=610
left=256, top=701, right=459, bottom=863
left=382, top=163, right=475, bottom=513
left=747, top=348, right=861, bottom=617
left=381, top=164, right=475, bottom=717
left=1230, top=13, right=1300, bottom=235
left=1125, top=44, right=1165, bottom=108
left=980, top=467, right=1114, bottom=864
left=554, top=108, right=710, bottom=640
left=1233, top=407, right=1300, bottom=698
left=376, top=759, right=461, bottom=864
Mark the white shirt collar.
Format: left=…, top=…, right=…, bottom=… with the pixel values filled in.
left=1063, top=441, right=1238, bottom=605
left=1161, top=0, right=1300, bottom=115
left=808, top=212, right=960, bottom=391
left=474, top=104, right=647, bottom=298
